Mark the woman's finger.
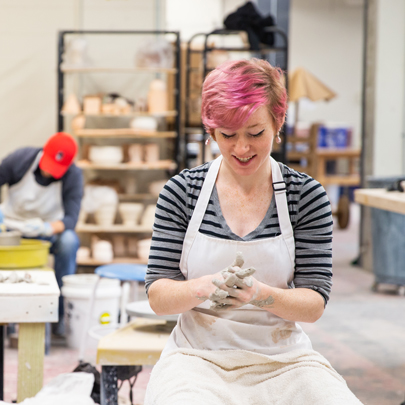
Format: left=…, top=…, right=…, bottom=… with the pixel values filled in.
left=224, top=273, right=245, bottom=288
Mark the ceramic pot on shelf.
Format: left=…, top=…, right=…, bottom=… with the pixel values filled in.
left=140, top=204, right=156, bottom=228
left=144, top=143, right=159, bottom=163
left=147, top=79, right=168, bottom=114
left=149, top=180, right=167, bottom=196
left=118, top=203, right=144, bottom=227
left=88, top=146, right=123, bottom=165
left=76, top=246, right=91, bottom=260
left=128, top=144, right=143, bottom=163
left=137, top=238, right=152, bottom=261
left=94, top=204, right=117, bottom=227
left=92, top=240, right=114, bottom=263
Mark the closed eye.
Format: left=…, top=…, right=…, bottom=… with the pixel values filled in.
left=220, top=132, right=236, bottom=139
left=249, top=129, right=265, bottom=137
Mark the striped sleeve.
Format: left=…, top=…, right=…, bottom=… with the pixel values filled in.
left=291, top=171, right=333, bottom=305
left=144, top=164, right=210, bottom=294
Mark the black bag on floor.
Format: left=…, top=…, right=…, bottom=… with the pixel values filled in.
left=73, top=362, right=101, bottom=404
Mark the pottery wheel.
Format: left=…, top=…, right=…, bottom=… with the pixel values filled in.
left=126, top=300, right=179, bottom=323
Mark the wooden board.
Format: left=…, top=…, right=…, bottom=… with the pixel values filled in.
left=61, top=67, right=178, bottom=74
left=76, top=159, right=176, bottom=171
left=64, top=111, right=177, bottom=118
left=0, top=270, right=59, bottom=323
left=97, top=318, right=171, bottom=366
left=75, top=128, right=177, bottom=138
left=355, top=188, right=405, bottom=215
left=17, top=323, right=45, bottom=402
left=316, top=148, right=361, bottom=158
left=76, top=224, right=152, bottom=233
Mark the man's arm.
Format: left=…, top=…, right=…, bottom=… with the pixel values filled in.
left=0, top=148, right=39, bottom=188
left=60, top=165, right=83, bottom=232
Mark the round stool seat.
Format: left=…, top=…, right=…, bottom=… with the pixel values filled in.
left=95, top=263, right=147, bottom=282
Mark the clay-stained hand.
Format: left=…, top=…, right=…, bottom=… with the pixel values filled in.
left=210, top=271, right=263, bottom=310
left=190, top=271, right=227, bottom=303
left=209, top=252, right=261, bottom=310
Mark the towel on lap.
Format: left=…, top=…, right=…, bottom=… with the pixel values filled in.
left=144, top=348, right=363, bottom=405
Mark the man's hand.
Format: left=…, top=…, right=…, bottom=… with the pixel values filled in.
left=22, top=218, right=53, bottom=237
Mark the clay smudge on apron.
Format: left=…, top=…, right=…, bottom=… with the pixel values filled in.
left=193, top=310, right=217, bottom=331
left=271, top=328, right=293, bottom=343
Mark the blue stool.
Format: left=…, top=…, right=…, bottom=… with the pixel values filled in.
left=79, top=264, right=147, bottom=362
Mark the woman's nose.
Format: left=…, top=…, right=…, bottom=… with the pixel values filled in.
left=234, top=136, right=250, bottom=154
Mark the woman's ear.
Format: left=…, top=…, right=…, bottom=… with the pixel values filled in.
left=275, top=117, right=286, bottom=135
left=210, top=129, right=217, bottom=142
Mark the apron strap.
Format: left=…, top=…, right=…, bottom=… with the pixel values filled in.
left=270, top=157, right=293, bottom=238
left=180, top=156, right=294, bottom=271
left=179, top=156, right=222, bottom=271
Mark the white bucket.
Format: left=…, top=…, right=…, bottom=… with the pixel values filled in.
left=61, top=274, right=121, bottom=349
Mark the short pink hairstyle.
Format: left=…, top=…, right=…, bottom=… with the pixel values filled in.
left=201, top=59, right=287, bottom=134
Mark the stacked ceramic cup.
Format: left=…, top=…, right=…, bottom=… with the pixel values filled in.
left=118, top=203, right=144, bottom=227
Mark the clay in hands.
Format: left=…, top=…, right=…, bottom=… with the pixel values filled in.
left=209, top=252, right=256, bottom=311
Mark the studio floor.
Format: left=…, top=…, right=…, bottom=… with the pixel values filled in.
left=3, top=204, right=405, bottom=405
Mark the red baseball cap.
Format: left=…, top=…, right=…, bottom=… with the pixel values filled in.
left=39, top=132, right=78, bottom=179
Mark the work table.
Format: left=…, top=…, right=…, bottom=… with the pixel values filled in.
left=354, top=188, right=405, bottom=214
left=0, top=268, right=59, bottom=402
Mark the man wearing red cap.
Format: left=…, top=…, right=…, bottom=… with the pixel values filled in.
left=0, top=132, right=83, bottom=336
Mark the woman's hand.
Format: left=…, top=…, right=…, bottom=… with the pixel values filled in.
left=208, top=266, right=273, bottom=310
left=188, top=271, right=227, bottom=303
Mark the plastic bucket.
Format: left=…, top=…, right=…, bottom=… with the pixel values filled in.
left=61, top=274, right=121, bottom=349
left=0, top=239, right=51, bottom=268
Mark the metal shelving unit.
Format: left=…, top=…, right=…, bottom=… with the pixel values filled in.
left=57, top=30, right=181, bottom=267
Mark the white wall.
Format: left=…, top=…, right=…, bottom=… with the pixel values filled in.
left=166, top=0, right=245, bottom=42
left=0, top=0, right=162, bottom=161
left=289, top=0, right=364, bottom=147
left=373, top=0, right=405, bottom=176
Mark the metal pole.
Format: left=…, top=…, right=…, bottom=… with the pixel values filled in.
left=175, top=32, right=181, bottom=173
left=57, top=32, right=65, bottom=132
left=358, top=0, right=369, bottom=267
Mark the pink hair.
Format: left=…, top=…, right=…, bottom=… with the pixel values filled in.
left=201, top=59, right=287, bottom=134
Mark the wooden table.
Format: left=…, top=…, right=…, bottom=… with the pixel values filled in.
left=97, top=318, right=172, bottom=405
left=0, top=269, right=59, bottom=402
left=355, top=188, right=405, bottom=294
left=354, top=188, right=405, bottom=214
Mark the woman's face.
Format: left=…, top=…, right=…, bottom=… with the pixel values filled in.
left=213, top=106, right=276, bottom=177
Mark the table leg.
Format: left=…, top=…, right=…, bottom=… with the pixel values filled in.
left=0, top=325, right=3, bottom=401
left=101, top=366, right=118, bottom=405
left=17, top=323, right=45, bottom=402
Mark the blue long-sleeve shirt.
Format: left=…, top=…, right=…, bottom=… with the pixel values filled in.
left=0, top=147, right=83, bottom=230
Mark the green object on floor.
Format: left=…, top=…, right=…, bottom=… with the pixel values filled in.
left=0, top=239, right=51, bottom=268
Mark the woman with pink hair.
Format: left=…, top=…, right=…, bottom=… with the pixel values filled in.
left=144, top=59, right=362, bottom=404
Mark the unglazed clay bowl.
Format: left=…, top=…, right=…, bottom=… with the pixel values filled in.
left=0, top=231, right=21, bottom=246
left=89, top=146, right=123, bottom=165
left=118, top=203, right=144, bottom=227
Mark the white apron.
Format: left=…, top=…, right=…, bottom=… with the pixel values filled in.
left=2, top=151, right=64, bottom=224
left=161, top=156, right=312, bottom=357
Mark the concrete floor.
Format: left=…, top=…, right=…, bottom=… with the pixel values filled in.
left=3, top=204, right=405, bottom=404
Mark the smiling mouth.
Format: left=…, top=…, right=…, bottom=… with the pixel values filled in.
left=235, top=155, right=254, bottom=163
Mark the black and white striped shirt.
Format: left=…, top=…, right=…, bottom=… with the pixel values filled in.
left=145, top=161, right=333, bottom=304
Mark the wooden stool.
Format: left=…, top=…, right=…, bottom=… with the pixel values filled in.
left=97, top=318, right=173, bottom=405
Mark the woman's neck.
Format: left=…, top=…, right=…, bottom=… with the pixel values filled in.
left=217, top=157, right=272, bottom=195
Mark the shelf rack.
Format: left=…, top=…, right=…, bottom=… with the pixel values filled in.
left=57, top=30, right=181, bottom=171
left=57, top=30, right=181, bottom=268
